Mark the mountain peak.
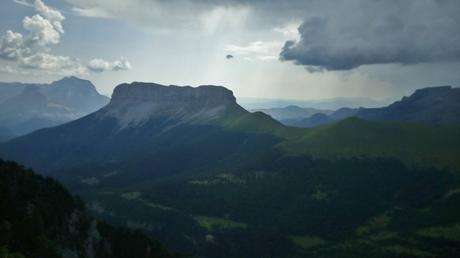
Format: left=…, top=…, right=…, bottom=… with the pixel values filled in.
left=55, top=76, right=87, bottom=83
left=103, top=82, right=244, bottom=127
left=52, top=75, right=93, bottom=85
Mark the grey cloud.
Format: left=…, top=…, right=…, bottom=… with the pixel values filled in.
left=226, top=54, right=234, bottom=59
left=66, top=0, right=313, bottom=31
left=280, top=0, right=460, bottom=71
left=67, top=0, right=460, bottom=72
left=19, top=52, right=84, bottom=73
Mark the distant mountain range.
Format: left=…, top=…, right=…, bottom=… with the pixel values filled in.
left=0, top=76, right=109, bottom=140
left=238, top=96, right=389, bottom=110
left=264, top=86, right=460, bottom=128
left=1, top=81, right=459, bottom=257
left=250, top=105, right=332, bottom=122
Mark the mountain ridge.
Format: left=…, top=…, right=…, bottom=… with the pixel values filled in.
left=284, top=86, right=460, bottom=127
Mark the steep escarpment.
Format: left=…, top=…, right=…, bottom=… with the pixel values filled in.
left=100, top=82, right=246, bottom=127
left=0, top=82, right=281, bottom=174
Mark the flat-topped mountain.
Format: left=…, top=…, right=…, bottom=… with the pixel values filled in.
left=0, top=76, right=109, bottom=139
left=0, top=82, right=282, bottom=173
left=111, top=82, right=236, bottom=105
left=102, top=82, right=245, bottom=127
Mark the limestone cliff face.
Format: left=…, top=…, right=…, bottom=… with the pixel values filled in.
left=103, top=82, right=246, bottom=127
left=111, top=82, right=236, bottom=106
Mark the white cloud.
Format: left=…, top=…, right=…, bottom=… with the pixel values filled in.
left=0, top=30, right=26, bottom=60
left=33, top=0, right=65, bottom=33
left=111, top=58, right=131, bottom=71
left=258, top=55, right=278, bottom=61
left=273, top=20, right=301, bottom=40
left=13, top=0, right=33, bottom=7
left=87, top=58, right=131, bottom=72
left=21, top=53, right=75, bottom=70
left=23, top=14, right=61, bottom=46
left=71, top=7, right=111, bottom=18
left=0, top=0, right=130, bottom=75
left=225, top=41, right=283, bottom=61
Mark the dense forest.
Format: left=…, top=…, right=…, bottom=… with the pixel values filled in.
left=0, top=160, right=189, bottom=258
left=68, top=154, right=460, bottom=258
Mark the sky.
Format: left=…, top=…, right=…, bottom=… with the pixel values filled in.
left=0, top=0, right=459, bottom=102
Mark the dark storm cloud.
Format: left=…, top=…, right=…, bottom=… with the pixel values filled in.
left=68, top=0, right=460, bottom=72
left=279, top=0, right=460, bottom=71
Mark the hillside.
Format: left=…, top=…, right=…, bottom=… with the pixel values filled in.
left=0, top=159, right=188, bottom=258
left=357, top=86, right=460, bottom=124
left=281, top=118, right=460, bottom=170
left=0, top=127, right=15, bottom=143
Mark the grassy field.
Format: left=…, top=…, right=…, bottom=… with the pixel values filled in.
left=193, top=216, right=247, bottom=231
left=289, top=235, right=327, bottom=249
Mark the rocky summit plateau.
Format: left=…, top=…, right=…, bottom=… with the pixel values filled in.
left=100, top=82, right=245, bottom=128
